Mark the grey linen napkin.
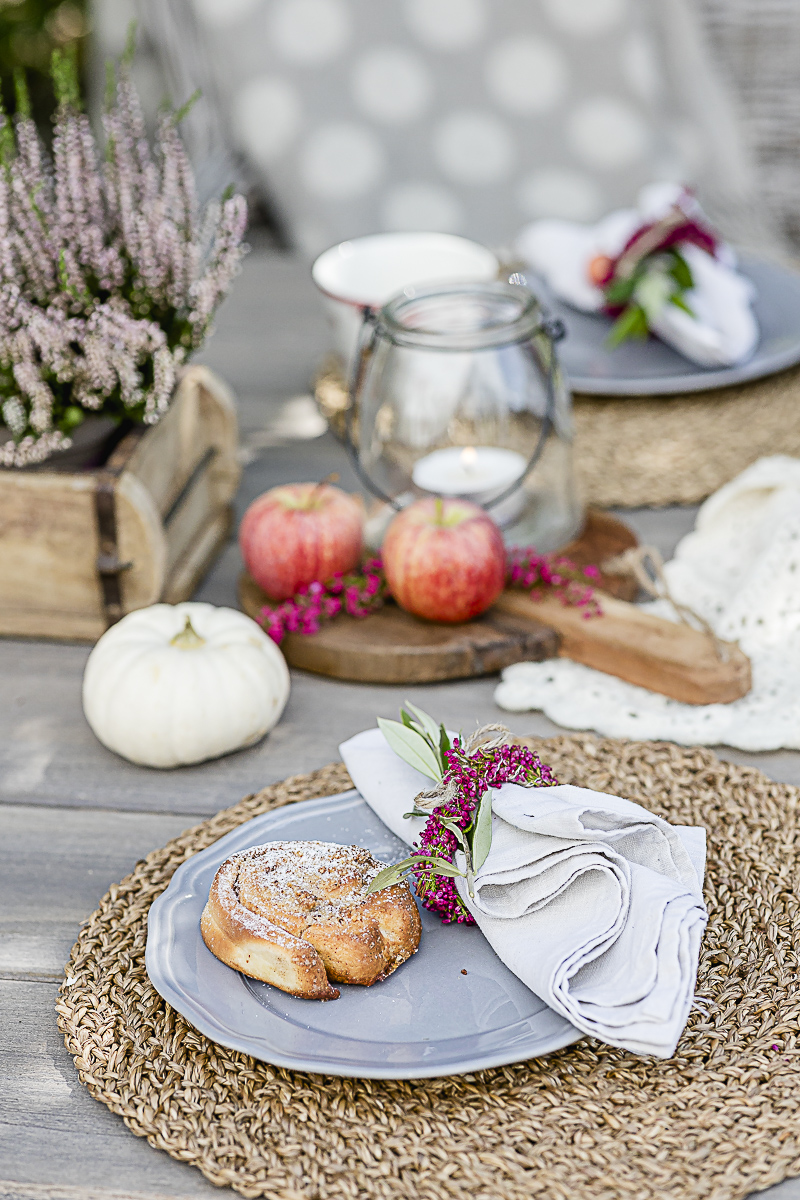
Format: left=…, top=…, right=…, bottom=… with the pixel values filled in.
left=340, top=728, right=707, bottom=1057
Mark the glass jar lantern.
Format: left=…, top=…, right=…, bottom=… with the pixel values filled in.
left=347, top=280, right=583, bottom=551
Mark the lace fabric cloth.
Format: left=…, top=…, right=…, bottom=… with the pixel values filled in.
left=496, top=455, right=800, bottom=751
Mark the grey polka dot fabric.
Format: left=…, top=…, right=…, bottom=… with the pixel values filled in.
left=106, top=0, right=763, bottom=257
left=183, top=0, right=720, bottom=254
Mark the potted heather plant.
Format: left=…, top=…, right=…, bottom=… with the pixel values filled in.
left=0, top=42, right=246, bottom=469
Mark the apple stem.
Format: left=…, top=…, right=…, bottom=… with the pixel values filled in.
left=308, top=471, right=340, bottom=507
left=434, top=495, right=444, bottom=524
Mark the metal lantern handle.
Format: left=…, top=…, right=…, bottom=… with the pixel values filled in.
left=341, top=304, right=566, bottom=514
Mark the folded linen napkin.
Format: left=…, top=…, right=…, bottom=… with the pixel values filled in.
left=341, top=727, right=707, bottom=1058
left=516, top=181, right=758, bottom=368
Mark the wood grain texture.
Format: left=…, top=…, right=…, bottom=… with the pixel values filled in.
left=0, top=367, right=241, bottom=642
left=0, top=250, right=793, bottom=1200
left=496, top=590, right=752, bottom=705
left=0, top=984, right=226, bottom=1197
left=238, top=509, right=637, bottom=684
left=0, top=806, right=204, bottom=977
left=239, top=572, right=559, bottom=682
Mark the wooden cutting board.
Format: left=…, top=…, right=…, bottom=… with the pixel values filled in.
left=238, top=509, right=630, bottom=685
left=237, top=509, right=751, bottom=703
left=495, top=590, right=751, bottom=705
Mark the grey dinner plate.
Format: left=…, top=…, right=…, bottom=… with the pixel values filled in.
left=544, top=255, right=800, bottom=396
left=146, top=790, right=580, bottom=1080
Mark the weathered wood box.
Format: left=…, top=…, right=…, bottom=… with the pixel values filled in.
left=0, top=365, right=240, bottom=641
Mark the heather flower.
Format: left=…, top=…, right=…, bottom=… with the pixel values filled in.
left=259, top=549, right=601, bottom=643
left=411, top=739, right=558, bottom=923
left=0, top=43, right=247, bottom=467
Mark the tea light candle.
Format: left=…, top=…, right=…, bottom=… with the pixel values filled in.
left=411, top=445, right=527, bottom=498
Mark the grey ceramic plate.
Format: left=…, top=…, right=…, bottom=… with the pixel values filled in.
left=146, top=790, right=580, bottom=1080
left=544, top=256, right=800, bottom=396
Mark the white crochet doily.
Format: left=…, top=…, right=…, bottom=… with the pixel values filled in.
left=495, top=456, right=800, bottom=751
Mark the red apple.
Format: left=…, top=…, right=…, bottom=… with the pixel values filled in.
left=239, top=483, right=364, bottom=600
left=383, top=498, right=506, bottom=623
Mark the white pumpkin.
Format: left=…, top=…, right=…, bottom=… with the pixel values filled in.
left=82, top=602, right=290, bottom=768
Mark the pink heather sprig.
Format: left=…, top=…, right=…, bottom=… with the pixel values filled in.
left=259, top=548, right=601, bottom=643
left=411, top=740, right=558, bottom=924
left=0, top=45, right=247, bottom=467
left=507, top=546, right=602, bottom=617
left=260, top=557, right=389, bottom=643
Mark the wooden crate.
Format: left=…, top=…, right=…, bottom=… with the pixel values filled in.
left=0, top=365, right=241, bottom=641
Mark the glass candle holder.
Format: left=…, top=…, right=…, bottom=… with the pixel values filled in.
left=348, top=280, right=583, bottom=551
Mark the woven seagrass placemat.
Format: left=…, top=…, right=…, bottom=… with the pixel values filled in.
left=315, top=360, right=800, bottom=509
left=57, top=740, right=800, bottom=1200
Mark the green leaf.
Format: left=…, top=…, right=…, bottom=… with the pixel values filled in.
left=402, top=701, right=441, bottom=746
left=122, top=19, right=138, bottom=68
left=377, top=717, right=442, bottom=781
left=439, top=724, right=451, bottom=762
left=471, top=790, right=494, bottom=872
left=402, top=807, right=431, bottom=819
left=436, top=816, right=468, bottom=849
left=412, top=856, right=467, bottom=879
left=174, top=88, right=202, bottom=125
left=603, top=278, right=635, bottom=307
left=668, top=248, right=694, bottom=291
left=13, top=69, right=30, bottom=120
left=365, top=854, right=466, bottom=894
left=670, top=292, right=696, bottom=317
left=365, top=858, right=417, bottom=894
left=606, top=303, right=648, bottom=349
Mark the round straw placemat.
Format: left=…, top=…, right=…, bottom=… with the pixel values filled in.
left=57, top=740, right=800, bottom=1200
left=315, top=360, right=800, bottom=510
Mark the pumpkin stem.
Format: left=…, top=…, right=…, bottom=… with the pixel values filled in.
left=171, top=614, right=206, bottom=649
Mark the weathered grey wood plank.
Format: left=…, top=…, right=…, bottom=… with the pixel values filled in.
left=0, top=1184, right=214, bottom=1200
left=0, top=981, right=231, bottom=1197
left=0, top=807, right=206, bottom=976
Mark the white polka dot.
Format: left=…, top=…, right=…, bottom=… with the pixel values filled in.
left=567, top=97, right=648, bottom=169
left=621, top=32, right=661, bottom=102
left=381, top=182, right=463, bottom=233
left=485, top=37, right=567, bottom=115
left=541, top=0, right=627, bottom=36
left=300, top=122, right=384, bottom=199
left=268, top=0, right=349, bottom=65
left=516, top=168, right=603, bottom=221
left=192, top=0, right=260, bottom=27
left=233, top=77, right=301, bottom=166
left=433, top=111, right=514, bottom=185
left=404, top=0, right=486, bottom=52
left=351, top=46, right=432, bottom=125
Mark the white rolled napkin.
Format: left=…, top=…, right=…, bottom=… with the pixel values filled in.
left=516, top=181, right=759, bottom=369
left=340, top=727, right=708, bottom=1058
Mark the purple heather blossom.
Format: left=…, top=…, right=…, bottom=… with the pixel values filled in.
left=412, top=740, right=559, bottom=924
left=0, top=60, right=247, bottom=467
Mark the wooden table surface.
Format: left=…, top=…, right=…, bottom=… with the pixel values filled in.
left=2, top=247, right=798, bottom=1200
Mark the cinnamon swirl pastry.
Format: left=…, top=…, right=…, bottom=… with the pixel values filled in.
left=200, top=840, right=421, bottom=999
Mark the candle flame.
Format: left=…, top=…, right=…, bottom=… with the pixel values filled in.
left=460, top=446, right=478, bottom=469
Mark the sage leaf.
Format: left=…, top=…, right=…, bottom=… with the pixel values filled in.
left=366, top=853, right=466, bottom=894
left=412, top=856, right=467, bottom=879
left=378, top=717, right=442, bottom=781
left=403, top=701, right=441, bottom=747
left=606, top=302, right=648, bottom=349
left=365, top=858, right=416, bottom=894
left=437, top=816, right=468, bottom=849
left=471, top=788, right=494, bottom=872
